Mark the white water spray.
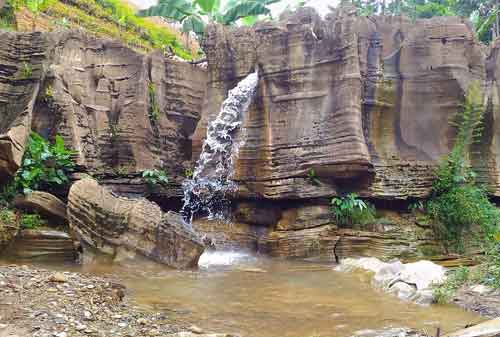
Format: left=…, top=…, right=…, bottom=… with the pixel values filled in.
left=182, top=72, right=259, bottom=224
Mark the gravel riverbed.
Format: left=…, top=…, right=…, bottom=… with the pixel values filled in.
left=0, top=265, right=230, bottom=337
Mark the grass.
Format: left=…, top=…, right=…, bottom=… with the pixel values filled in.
left=2, top=0, right=198, bottom=59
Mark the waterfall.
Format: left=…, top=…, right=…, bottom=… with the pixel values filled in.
left=181, top=72, right=259, bottom=225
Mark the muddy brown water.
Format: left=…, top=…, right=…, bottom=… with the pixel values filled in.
left=4, top=252, right=483, bottom=337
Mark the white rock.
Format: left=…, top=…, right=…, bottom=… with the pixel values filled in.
left=398, top=260, right=446, bottom=290
left=470, top=284, right=493, bottom=295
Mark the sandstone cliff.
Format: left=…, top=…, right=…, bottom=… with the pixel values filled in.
left=0, top=30, right=207, bottom=197
left=195, top=7, right=491, bottom=200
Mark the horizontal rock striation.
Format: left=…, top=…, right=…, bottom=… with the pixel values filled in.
left=196, top=7, right=491, bottom=200
left=68, top=178, right=204, bottom=268
left=0, top=30, right=207, bottom=195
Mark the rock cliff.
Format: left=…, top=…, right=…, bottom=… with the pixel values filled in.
left=0, top=30, right=207, bottom=197
left=195, top=7, right=489, bottom=200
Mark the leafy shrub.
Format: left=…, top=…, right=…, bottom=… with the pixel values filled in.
left=142, top=169, right=168, bottom=187
left=15, top=133, right=75, bottom=194
left=20, top=213, right=45, bottom=229
left=330, top=193, right=375, bottom=226
left=20, top=62, right=33, bottom=78
left=0, top=208, right=16, bottom=227
left=307, top=169, right=320, bottom=186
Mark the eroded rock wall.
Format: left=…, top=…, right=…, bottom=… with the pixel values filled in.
left=195, top=7, right=488, bottom=200
left=0, top=30, right=207, bottom=196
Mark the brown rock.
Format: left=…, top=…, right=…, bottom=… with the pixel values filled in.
left=13, top=191, right=67, bottom=225
left=4, top=229, right=77, bottom=262
left=67, top=178, right=204, bottom=268
left=0, top=31, right=45, bottom=181
left=195, top=8, right=487, bottom=200
left=193, top=219, right=261, bottom=251
left=258, top=225, right=339, bottom=259
left=234, top=201, right=281, bottom=226
left=277, top=205, right=332, bottom=230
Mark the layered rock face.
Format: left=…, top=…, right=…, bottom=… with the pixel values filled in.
left=190, top=8, right=500, bottom=259
left=195, top=7, right=488, bottom=200
left=0, top=30, right=207, bottom=196
left=68, top=178, right=204, bottom=268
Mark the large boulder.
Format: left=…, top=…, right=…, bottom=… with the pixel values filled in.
left=67, top=178, right=204, bottom=268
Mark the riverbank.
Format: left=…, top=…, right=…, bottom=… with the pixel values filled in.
left=0, top=264, right=231, bottom=337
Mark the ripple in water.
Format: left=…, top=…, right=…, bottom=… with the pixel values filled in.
left=181, top=72, right=259, bottom=225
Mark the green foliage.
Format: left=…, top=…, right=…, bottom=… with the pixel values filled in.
left=330, top=193, right=375, bottom=226
left=15, top=132, right=75, bottom=194
left=138, top=0, right=279, bottom=37
left=184, top=167, right=194, bottom=178
left=307, top=169, right=320, bottom=186
left=142, top=169, right=169, bottom=187
left=0, top=208, right=16, bottom=227
left=20, top=62, right=33, bottom=79
left=426, top=81, right=492, bottom=250
left=20, top=213, right=45, bottom=229
left=0, top=0, right=19, bottom=30
left=148, top=82, right=160, bottom=122
left=433, top=266, right=472, bottom=304
left=408, top=200, right=425, bottom=213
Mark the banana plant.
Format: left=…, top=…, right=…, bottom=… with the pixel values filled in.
left=138, top=0, right=280, bottom=37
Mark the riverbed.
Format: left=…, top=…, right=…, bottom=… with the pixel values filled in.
left=10, top=251, right=483, bottom=337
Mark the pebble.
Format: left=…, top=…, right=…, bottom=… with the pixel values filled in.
left=49, top=273, right=68, bottom=283
left=188, top=325, right=204, bottom=334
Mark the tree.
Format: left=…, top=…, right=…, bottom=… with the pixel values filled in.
left=137, top=0, right=279, bottom=37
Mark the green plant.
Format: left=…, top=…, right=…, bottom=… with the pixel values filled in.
left=20, top=213, right=45, bottom=229
left=408, top=200, right=425, bottom=213
left=15, top=132, right=75, bottom=194
left=433, top=266, right=472, bottom=304
left=20, top=62, right=33, bottom=79
left=25, top=0, right=54, bottom=30
left=184, top=167, right=193, bottom=178
left=148, top=82, right=160, bottom=122
left=330, top=193, right=375, bottom=226
left=138, top=0, right=279, bottom=38
left=0, top=208, right=16, bottom=227
left=307, top=169, right=320, bottom=186
left=142, top=169, right=169, bottom=187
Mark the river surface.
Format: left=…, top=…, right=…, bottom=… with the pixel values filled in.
left=6, top=252, right=483, bottom=337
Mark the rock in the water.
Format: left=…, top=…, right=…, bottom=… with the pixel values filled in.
left=68, top=178, right=204, bottom=268
left=338, top=257, right=446, bottom=305
left=13, top=191, right=67, bottom=225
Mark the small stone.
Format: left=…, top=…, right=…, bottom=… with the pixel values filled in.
left=47, top=288, right=57, bottom=293
left=83, top=311, right=92, bottom=320
left=188, top=325, right=204, bottom=334
left=86, top=285, right=95, bottom=290
left=137, top=318, right=147, bottom=325
left=0, top=324, right=7, bottom=329
left=118, top=322, right=127, bottom=328
left=49, top=273, right=68, bottom=283
left=55, top=333, right=67, bottom=337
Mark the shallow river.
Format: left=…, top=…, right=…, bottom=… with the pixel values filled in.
left=12, top=252, right=484, bottom=337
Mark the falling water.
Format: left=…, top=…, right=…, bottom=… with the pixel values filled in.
left=181, top=72, right=259, bottom=225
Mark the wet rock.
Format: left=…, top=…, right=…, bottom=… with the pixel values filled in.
left=68, top=178, right=204, bottom=268
left=13, top=191, right=67, bottom=225
left=351, top=328, right=425, bottom=337
left=443, top=317, right=500, bottom=337
left=338, top=257, right=446, bottom=305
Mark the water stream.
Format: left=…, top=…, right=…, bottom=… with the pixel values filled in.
left=17, top=253, right=483, bottom=337
left=181, top=72, right=259, bottom=224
